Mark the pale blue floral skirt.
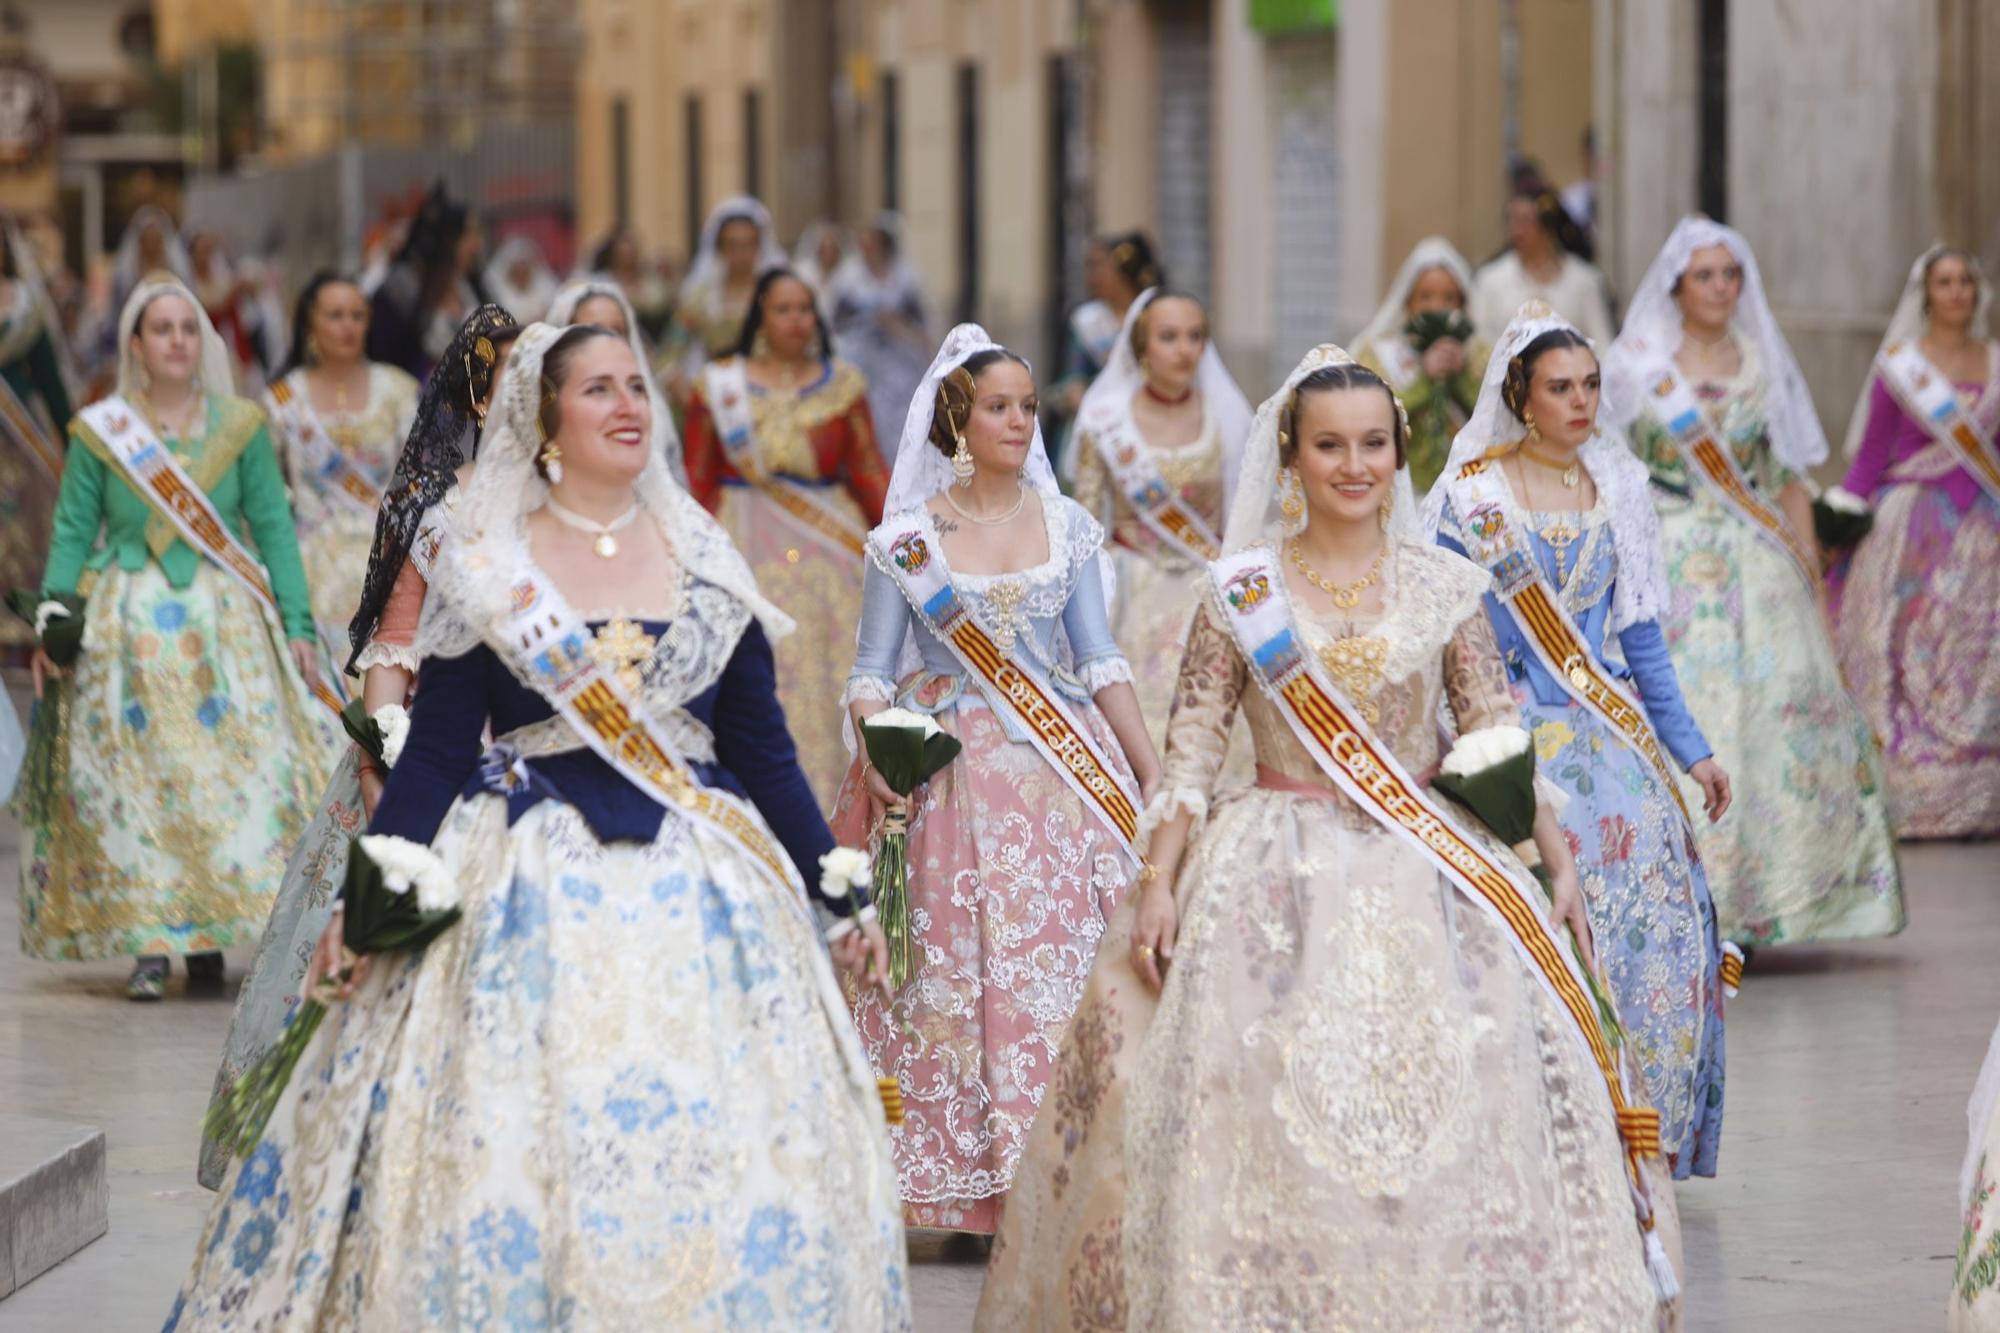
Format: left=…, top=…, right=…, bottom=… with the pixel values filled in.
left=168, top=794, right=910, bottom=1330
left=1516, top=688, right=1726, bottom=1179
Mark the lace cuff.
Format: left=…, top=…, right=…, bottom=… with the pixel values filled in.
left=1076, top=654, right=1135, bottom=693
left=840, top=674, right=898, bottom=711
left=1137, top=785, right=1209, bottom=845
left=354, top=640, right=424, bottom=673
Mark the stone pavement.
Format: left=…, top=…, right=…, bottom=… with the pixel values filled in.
left=0, top=666, right=1994, bottom=1328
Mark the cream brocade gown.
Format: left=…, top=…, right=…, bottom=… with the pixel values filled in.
left=979, top=542, right=1673, bottom=1331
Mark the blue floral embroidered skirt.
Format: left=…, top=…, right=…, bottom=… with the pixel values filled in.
left=1516, top=688, right=1727, bottom=1179
left=167, top=794, right=911, bottom=1330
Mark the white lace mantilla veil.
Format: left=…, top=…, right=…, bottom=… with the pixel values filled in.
left=415, top=322, right=792, bottom=665
left=116, top=272, right=242, bottom=403
left=547, top=277, right=688, bottom=484
left=1841, top=243, right=1995, bottom=458
left=677, top=195, right=788, bottom=310
left=1062, top=287, right=1255, bottom=505
left=1418, top=301, right=1670, bottom=631
left=111, top=204, right=192, bottom=296
left=881, top=322, right=1062, bottom=516
left=1602, top=215, right=1829, bottom=475
left=1350, top=235, right=1477, bottom=353
left=1222, top=343, right=1420, bottom=552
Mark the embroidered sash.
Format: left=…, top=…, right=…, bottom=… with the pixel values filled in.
left=1208, top=545, right=1660, bottom=1190
left=265, top=372, right=384, bottom=517
left=488, top=559, right=810, bottom=915
left=870, top=510, right=1141, bottom=856
left=1644, top=368, right=1818, bottom=589
left=0, top=370, right=61, bottom=481
left=1089, top=406, right=1221, bottom=563
left=76, top=396, right=344, bottom=715
left=702, top=359, right=866, bottom=559
left=1447, top=461, right=1695, bottom=826
left=1876, top=342, right=2000, bottom=508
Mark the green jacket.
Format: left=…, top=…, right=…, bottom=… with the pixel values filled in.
left=43, top=395, right=318, bottom=642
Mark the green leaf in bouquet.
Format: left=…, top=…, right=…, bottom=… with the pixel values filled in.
left=861, top=718, right=962, bottom=796
left=1403, top=309, right=1476, bottom=352
left=338, top=697, right=387, bottom=765
left=340, top=839, right=461, bottom=957
left=1812, top=496, right=1874, bottom=551
left=1431, top=747, right=1540, bottom=847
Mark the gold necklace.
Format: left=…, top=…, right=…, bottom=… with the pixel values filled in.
left=1512, top=455, right=1581, bottom=584
left=1288, top=538, right=1386, bottom=610
left=1519, top=440, right=1581, bottom=489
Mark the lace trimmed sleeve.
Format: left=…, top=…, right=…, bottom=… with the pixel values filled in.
left=1138, top=597, right=1247, bottom=842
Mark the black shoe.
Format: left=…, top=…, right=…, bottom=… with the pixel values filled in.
left=185, top=951, right=225, bottom=986
left=127, top=956, right=169, bottom=1001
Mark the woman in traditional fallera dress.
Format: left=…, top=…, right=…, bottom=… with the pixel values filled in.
left=168, top=323, right=910, bottom=1329
left=685, top=268, right=889, bottom=807
left=18, top=275, right=342, bottom=997
left=1355, top=236, right=1488, bottom=494
left=548, top=275, right=689, bottom=485
left=1605, top=217, right=1903, bottom=948
left=199, top=306, right=520, bottom=1188
left=828, top=213, right=930, bottom=467
left=667, top=195, right=787, bottom=402
left=266, top=273, right=420, bottom=672
left=1425, top=304, right=1732, bottom=1179
left=1069, top=287, right=1252, bottom=754
left=1831, top=246, right=2000, bottom=839
left=833, top=324, right=1162, bottom=1235
left=981, top=346, right=1680, bottom=1330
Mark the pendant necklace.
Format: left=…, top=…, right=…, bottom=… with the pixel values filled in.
left=1288, top=538, right=1386, bottom=611
left=1515, top=456, right=1580, bottom=584
left=943, top=483, right=1027, bottom=526
left=545, top=495, right=640, bottom=558
left=1519, top=439, right=1582, bottom=489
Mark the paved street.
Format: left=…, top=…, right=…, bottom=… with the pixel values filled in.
left=0, top=676, right=1993, bottom=1329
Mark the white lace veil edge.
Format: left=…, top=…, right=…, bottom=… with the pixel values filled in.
left=1064, top=287, right=1255, bottom=508
left=547, top=278, right=687, bottom=485
left=419, top=322, right=792, bottom=666
left=1602, top=215, right=1829, bottom=473
left=1222, top=343, right=1420, bottom=553
left=1351, top=236, right=1477, bottom=355
left=881, top=322, right=1060, bottom=516
left=677, top=195, right=788, bottom=310
left=1419, top=302, right=1669, bottom=632
left=115, top=274, right=241, bottom=404
left=1840, top=244, right=1995, bottom=458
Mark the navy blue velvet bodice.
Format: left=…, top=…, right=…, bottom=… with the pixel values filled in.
left=368, top=617, right=841, bottom=909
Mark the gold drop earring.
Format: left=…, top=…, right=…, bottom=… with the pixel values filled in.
left=1523, top=409, right=1541, bottom=442
left=537, top=419, right=564, bottom=484
left=951, top=431, right=975, bottom=487
left=1378, top=498, right=1392, bottom=531
left=1278, top=465, right=1306, bottom=533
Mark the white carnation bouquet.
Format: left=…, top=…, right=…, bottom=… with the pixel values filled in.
left=860, top=707, right=962, bottom=990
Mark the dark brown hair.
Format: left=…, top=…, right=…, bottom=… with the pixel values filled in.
left=1500, top=327, right=1595, bottom=419
left=1282, top=363, right=1407, bottom=467
left=928, top=347, right=1031, bottom=458
left=536, top=324, right=628, bottom=463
